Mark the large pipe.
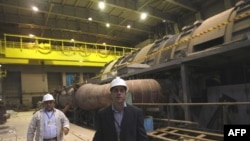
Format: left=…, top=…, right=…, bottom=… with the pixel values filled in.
left=74, top=79, right=164, bottom=110
left=55, top=86, right=75, bottom=108
left=74, top=83, right=111, bottom=110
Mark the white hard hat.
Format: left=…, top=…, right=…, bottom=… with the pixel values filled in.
left=42, top=93, right=55, bottom=102
left=110, top=77, right=127, bottom=91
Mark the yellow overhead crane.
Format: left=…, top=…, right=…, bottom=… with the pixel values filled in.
left=0, top=34, right=136, bottom=67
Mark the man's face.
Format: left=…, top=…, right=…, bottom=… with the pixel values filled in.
left=43, top=100, right=55, bottom=111
left=111, top=86, right=126, bottom=104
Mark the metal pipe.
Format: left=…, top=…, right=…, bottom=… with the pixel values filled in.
left=74, top=79, right=164, bottom=110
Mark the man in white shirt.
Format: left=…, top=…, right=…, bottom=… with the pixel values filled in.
left=27, top=93, right=70, bottom=141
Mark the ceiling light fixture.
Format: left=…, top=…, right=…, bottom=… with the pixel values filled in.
left=98, top=1, right=105, bottom=10
left=140, top=12, right=147, bottom=20
left=29, top=34, right=35, bottom=37
left=127, top=25, right=131, bottom=29
left=32, top=6, right=38, bottom=12
left=88, top=17, right=92, bottom=21
left=106, top=23, right=110, bottom=28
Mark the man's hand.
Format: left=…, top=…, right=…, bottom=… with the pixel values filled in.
left=63, top=127, right=69, bottom=135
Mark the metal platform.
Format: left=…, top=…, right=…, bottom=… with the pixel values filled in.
left=148, top=126, right=223, bottom=141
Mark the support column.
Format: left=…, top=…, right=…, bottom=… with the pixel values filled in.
left=180, top=64, right=192, bottom=120
left=62, top=72, right=66, bottom=86
left=79, top=73, right=84, bottom=83
left=0, top=77, right=2, bottom=101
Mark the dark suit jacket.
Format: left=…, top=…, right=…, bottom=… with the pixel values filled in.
left=93, top=104, right=148, bottom=141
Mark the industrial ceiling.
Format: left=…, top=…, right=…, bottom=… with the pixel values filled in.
left=0, top=0, right=235, bottom=47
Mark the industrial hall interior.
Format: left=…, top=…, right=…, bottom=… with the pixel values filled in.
left=0, top=0, right=250, bottom=140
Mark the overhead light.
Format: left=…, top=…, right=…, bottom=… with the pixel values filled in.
left=70, top=39, right=75, bottom=42
left=106, top=23, right=110, bottom=28
left=29, top=34, right=35, bottom=37
left=98, top=1, right=105, bottom=10
left=127, top=25, right=131, bottom=29
left=140, top=12, right=147, bottom=20
left=32, top=6, right=39, bottom=12
left=88, top=17, right=92, bottom=21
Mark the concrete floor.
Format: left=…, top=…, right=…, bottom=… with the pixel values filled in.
left=0, top=110, right=95, bottom=141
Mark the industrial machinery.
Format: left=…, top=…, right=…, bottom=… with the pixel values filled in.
left=0, top=101, right=9, bottom=124
left=53, top=1, right=250, bottom=140
left=53, top=79, right=164, bottom=126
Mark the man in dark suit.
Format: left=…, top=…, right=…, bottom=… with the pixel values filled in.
left=93, top=77, right=148, bottom=141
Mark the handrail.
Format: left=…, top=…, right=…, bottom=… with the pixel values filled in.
left=3, top=33, right=137, bottom=56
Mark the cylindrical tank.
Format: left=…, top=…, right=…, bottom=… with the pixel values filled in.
left=55, top=86, right=75, bottom=108
left=126, top=79, right=163, bottom=103
left=74, top=79, right=164, bottom=110
left=75, top=83, right=111, bottom=110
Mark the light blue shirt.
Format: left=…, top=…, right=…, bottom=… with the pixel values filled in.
left=112, top=102, right=127, bottom=134
left=43, top=110, right=57, bottom=139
